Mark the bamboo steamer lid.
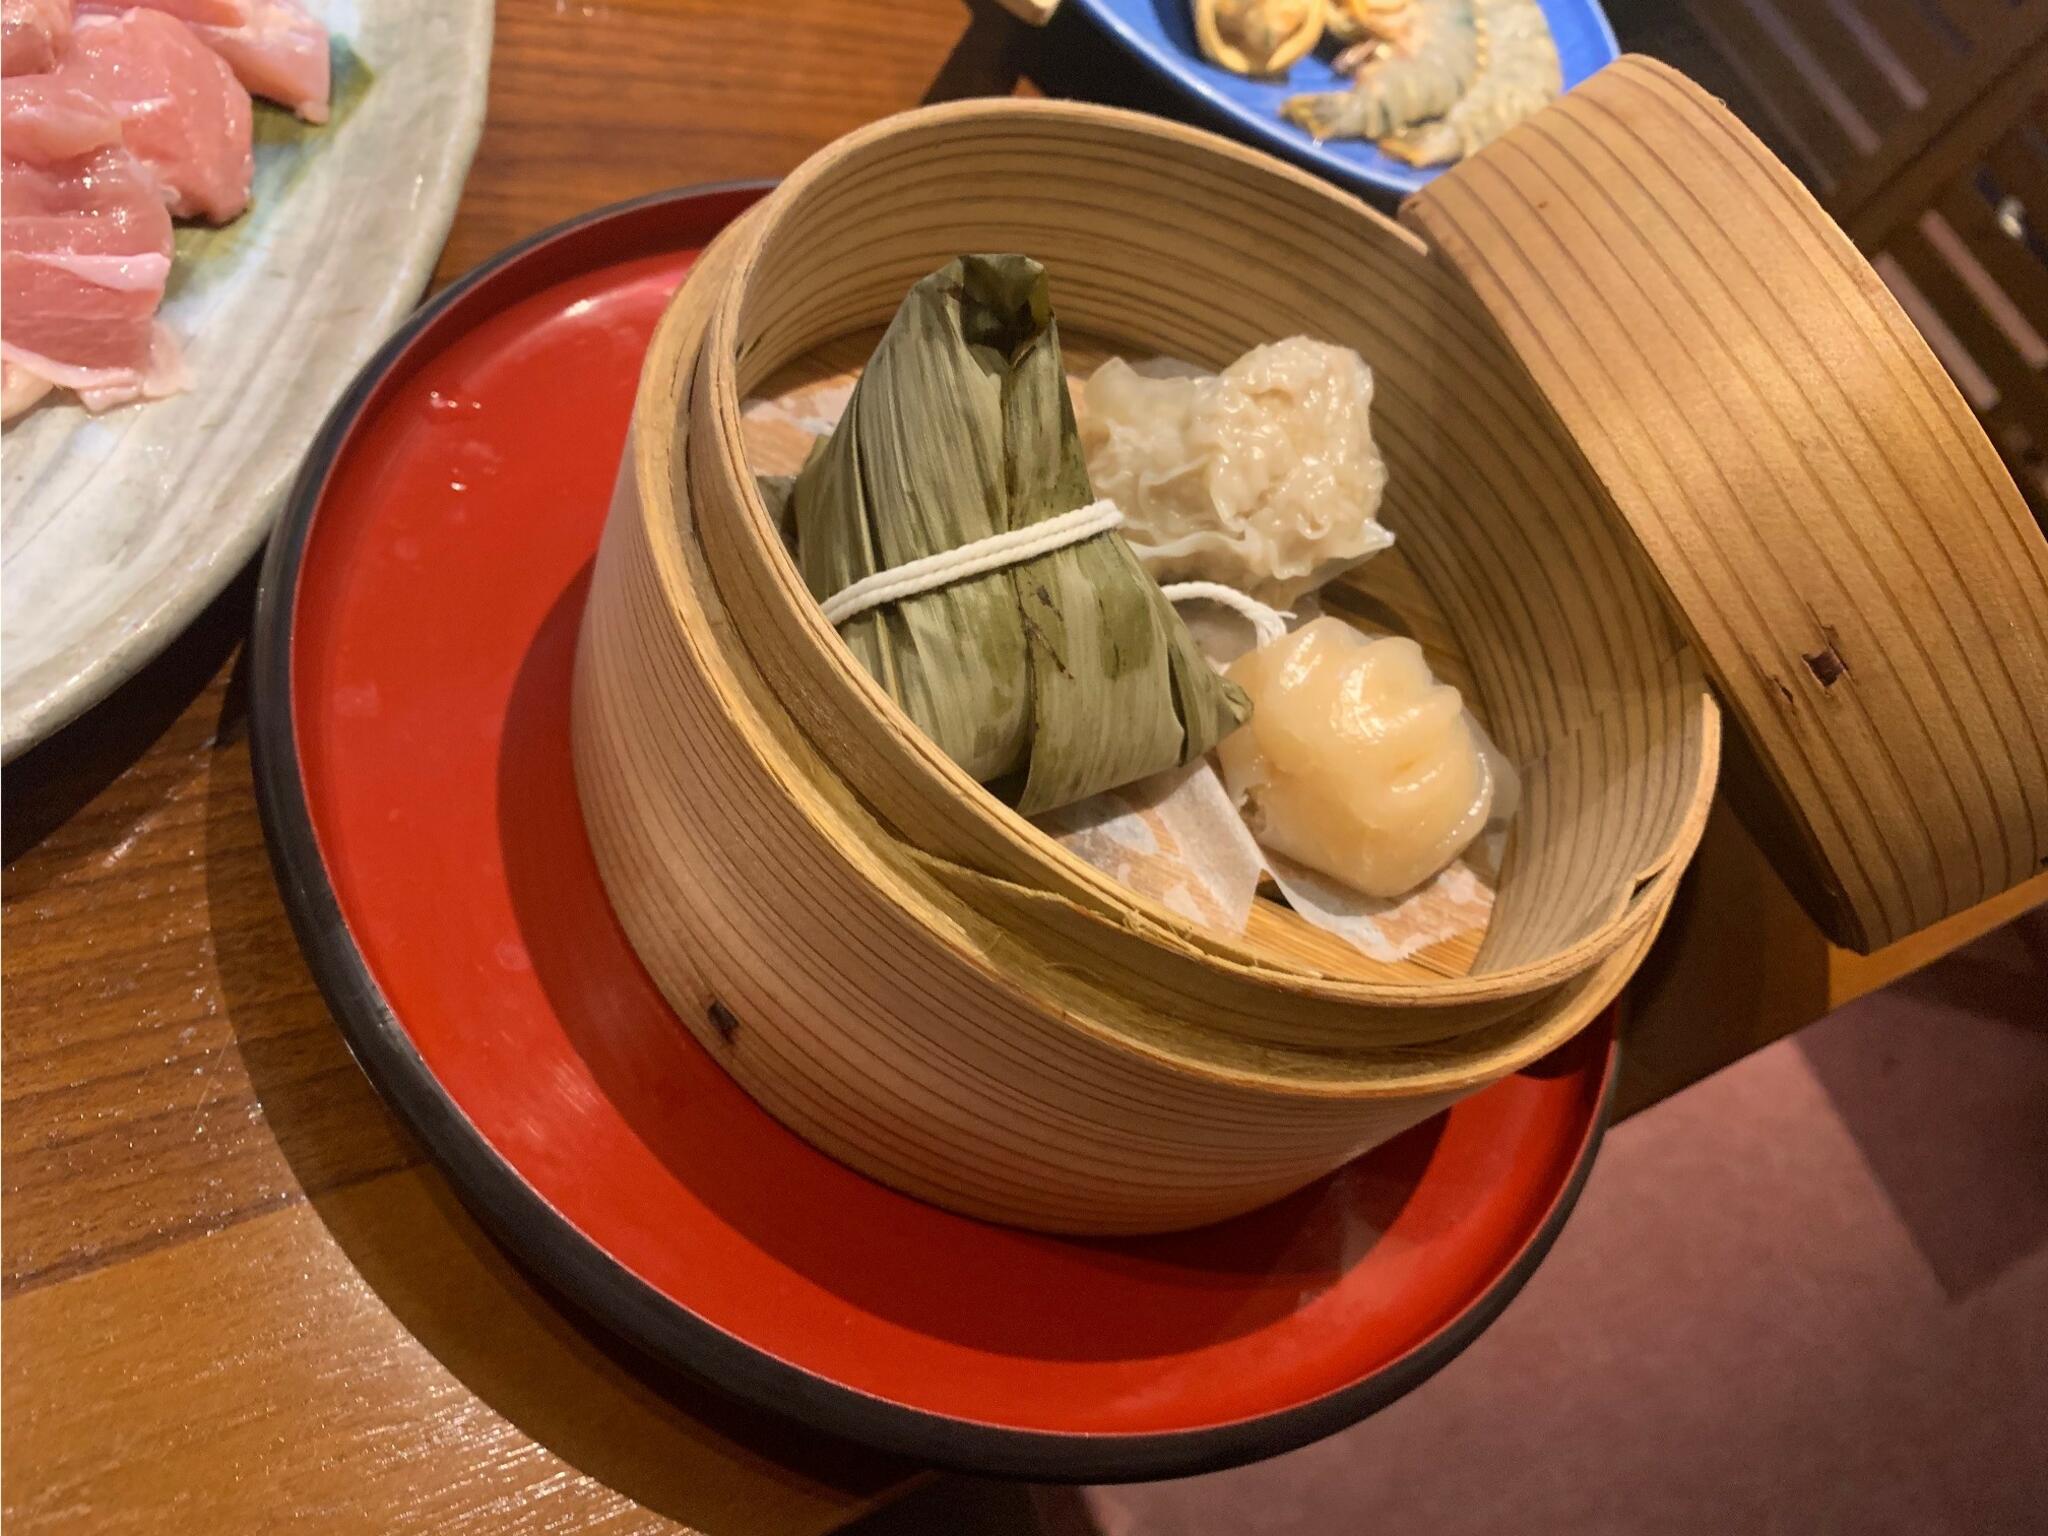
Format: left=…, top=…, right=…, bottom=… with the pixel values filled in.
left=1402, top=58, right=2048, bottom=952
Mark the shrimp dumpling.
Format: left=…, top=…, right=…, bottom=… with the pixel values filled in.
left=1217, top=617, right=1499, bottom=898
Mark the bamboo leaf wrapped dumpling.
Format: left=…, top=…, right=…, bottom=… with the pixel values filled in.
left=786, top=255, right=1250, bottom=816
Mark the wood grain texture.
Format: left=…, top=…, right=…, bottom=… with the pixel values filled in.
left=2, top=0, right=1037, bottom=1527
left=0, top=642, right=904, bottom=1534
left=1686, top=0, right=1862, bottom=179
left=4, top=1165, right=904, bottom=1534
left=585, top=391, right=1674, bottom=1233
left=0, top=664, right=414, bottom=1296
left=427, top=0, right=1025, bottom=288
left=1405, top=55, right=2048, bottom=953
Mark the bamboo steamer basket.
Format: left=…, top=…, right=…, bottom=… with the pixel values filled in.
left=574, top=214, right=1678, bottom=1234
left=573, top=58, right=2048, bottom=1233
left=665, top=131, right=1719, bottom=1054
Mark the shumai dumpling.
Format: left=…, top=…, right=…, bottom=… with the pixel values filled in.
left=1078, top=337, right=1391, bottom=607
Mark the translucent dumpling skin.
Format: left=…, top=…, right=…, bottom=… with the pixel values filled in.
left=1217, top=617, right=1494, bottom=898
left=1078, top=338, right=1391, bottom=606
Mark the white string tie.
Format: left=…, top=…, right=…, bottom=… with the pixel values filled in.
left=819, top=499, right=1126, bottom=627
left=817, top=498, right=1294, bottom=655
left=1159, top=582, right=1292, bottom=649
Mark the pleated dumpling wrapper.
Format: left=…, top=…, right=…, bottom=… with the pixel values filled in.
left=787, top=254, right=1250, bottom=817
left=1078, top=337, right=1391, bottom=607
left=1217, top=616, right=1504, bottom=898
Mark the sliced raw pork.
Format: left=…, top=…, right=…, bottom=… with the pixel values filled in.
left=2, top=357, right=57, bottom=417
left=1, top=0, right=70, bottom=78
left=2, top=147, right=181, bottom=412
left=78, top=0, right=328, bottom=122
left=2, top=75, right=121, bottom=160
left=49, top=10, right=254, bottom=221
left=188, top=0, right=327, bottom=124
left=84, top=0, right=249, bottom=19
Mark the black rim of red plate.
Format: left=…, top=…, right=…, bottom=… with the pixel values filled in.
left=247, top=183, right=1620, bottom=1483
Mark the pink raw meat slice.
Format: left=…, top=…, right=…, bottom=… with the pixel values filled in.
left=1, top=147, right=181, bottom=410
left=1, top=75, right=121, bottom=161
left=191, top=0, right=327, bottom=123
left=1, top=0, right=70, bottom=78
left=79, top=0, right=327, bottom=122
left=74, top=316, right=184, bottom=408
left=76, top=0, right=249, bottom=24
left=60, top=10, right=254, bottom=221
left=2, top=357, right=56, bottom=420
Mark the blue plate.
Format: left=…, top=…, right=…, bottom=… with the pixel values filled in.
left=1067, top=0, right=1620, bottom=199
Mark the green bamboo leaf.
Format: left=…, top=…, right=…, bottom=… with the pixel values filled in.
left=788, top=255, right=1248, bottom=815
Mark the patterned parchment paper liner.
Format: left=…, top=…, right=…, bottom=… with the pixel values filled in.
left=740, top=363, right=1501, bottom=966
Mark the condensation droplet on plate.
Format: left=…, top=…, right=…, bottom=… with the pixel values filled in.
left=425, top=389, right=483, bottom=419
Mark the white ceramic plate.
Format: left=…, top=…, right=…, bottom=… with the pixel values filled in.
left=0, top=0, right=492, bottom=758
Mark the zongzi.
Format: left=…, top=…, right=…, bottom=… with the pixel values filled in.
left=785, top=254, right=1249, bottom=816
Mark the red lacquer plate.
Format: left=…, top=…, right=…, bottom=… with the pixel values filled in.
left=249, top=185, right=1621, bottom=1482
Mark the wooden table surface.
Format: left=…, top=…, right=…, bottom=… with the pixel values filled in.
left=4, top=3, right=2042, bottom=1532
